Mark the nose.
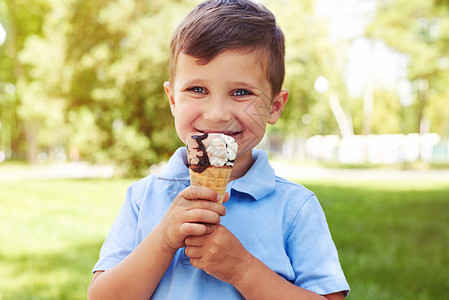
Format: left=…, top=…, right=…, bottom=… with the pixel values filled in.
left=203, top=97, right=232, bottom=123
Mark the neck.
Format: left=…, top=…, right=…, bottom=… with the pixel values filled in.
left=229, top=150, right=254, bottom=182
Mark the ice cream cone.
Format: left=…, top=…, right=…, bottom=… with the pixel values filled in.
left=189, top=166, right=232, bottom=204
left=186, top=132, right=238, bottom=204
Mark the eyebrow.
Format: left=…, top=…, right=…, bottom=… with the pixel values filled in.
left=178, top=78, right=207, bottom=86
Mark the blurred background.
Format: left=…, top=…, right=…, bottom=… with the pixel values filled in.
left=1, top=0, right=448, bottom=299
left=1, top=0, right=449, bottom=175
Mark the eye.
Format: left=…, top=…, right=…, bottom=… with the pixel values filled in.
left=188, top=86, right=207, bottom=94
left=232, top=89, right=253, bottom=97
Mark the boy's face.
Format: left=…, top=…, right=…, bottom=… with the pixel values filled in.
left=164, top=50, right=288, bottom=161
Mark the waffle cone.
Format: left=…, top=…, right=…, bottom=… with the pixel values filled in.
left=189, top=166, right=232, bottom=204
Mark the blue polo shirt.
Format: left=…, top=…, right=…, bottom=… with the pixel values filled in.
left=93, top=147, right=349, bottom=298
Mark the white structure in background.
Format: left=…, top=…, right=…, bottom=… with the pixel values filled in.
left=366, top=135, right=406, bottom=164
left=306, top=135, right=340, bottom=161
left=338, top=135, right=367, bottom=164
left=299, top=133, right=447, bottom=164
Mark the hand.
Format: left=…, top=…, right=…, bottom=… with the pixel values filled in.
left=184, top=224, right=253, bottom=284
left=157, top=186, right=227, bottom=252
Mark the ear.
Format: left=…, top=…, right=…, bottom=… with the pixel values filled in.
left=164, top=81, right=175, bottom=116
left=268, top=89, right=289, bottom=124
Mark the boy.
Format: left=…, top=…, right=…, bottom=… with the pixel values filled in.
left=88, top=0, right=349, bottom=299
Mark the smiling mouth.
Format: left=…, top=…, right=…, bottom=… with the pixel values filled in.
left=196, top=129, right=243, bottom=136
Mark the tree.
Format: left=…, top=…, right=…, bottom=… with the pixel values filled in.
left=366, top=0, right=449, bottom=136
left=267, top=0, right=350, bottom=138
left=18, top=0, right=196, bottom=174
left=0, top=0, right=50, bottom=162
left=15, top=0, right=347, bottom=174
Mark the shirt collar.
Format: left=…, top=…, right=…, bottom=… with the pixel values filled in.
left=158, top=147, right=190, bottom=181
left=231, top=149, right=276, bottom=201
left=158, top=147, right=276, bottom=201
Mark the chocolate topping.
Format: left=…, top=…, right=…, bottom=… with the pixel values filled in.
left=188, top=133, right=210, bottom=173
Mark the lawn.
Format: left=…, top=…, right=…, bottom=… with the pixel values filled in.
left=302, top=179, right=449, bottom=300
left=1, top=177, right=448, bottom=299
left=0, top=179, right=134, bottom=300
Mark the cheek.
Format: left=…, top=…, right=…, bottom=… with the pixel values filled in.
left=173, top=102, right=200, bottom=135
left=240, top=103, right=270, bottom=133
left=173, top=107, right=189, bottom=138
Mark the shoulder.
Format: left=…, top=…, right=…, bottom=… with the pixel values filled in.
left=126, top=174, right=160, bottom=206
left=274, top=175, right=310, bottom=191
left=270, top=176, right=323, bottom=227
left=129, top=173, right=159, bottom=191
left=273, top=175, right=315, bottom=203
left=126, top=171, right=190, bottom=208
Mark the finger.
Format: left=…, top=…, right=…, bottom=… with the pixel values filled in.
left=179, top=223, right=210, bottom=236
left=222, top=192, right=230, bottom=204
left=189, top=200, right=226, bottom=217
left=185, top=225, right=220, bottom=246
left=184, top=245, right=203, bottom=259
left=188, top=257, right=203, bottom=271
left=185, top=209, right=222, bottom=224
left=183, top=185, right=220, bottom=202
left=185, top=235, right=205, bottom=247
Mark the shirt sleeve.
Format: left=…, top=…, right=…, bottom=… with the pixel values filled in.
left=92, top=183, right=140, bottom=273
left=285, top=194, right=350, bottom=296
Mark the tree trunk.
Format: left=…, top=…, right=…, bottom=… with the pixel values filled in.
left=417, top=79, right=429, bottom=134
left=363, top=82, right=374, bottom=135
left=25, top=122, right=38, bottom=164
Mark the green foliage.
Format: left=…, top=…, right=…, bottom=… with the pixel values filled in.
left=268, top=0, right=346, bottom=137
left=1, top=0, right=449, bottom=173
left=0, top=0, right=50, bottom=160
left=370, top=89, right=402, bottom=134
left=366, top=0, right=449, bottom=134
left=4, top=0, right=341, bottom=174
left=10, top=0, right=196, bottom=174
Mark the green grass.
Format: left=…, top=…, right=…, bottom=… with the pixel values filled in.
left=1, top=177, right=448, bottom=299
left=0, top=179, right=134, bottom=300
left=300, top=179, right=449, bottom=300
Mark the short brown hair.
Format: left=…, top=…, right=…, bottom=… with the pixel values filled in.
left=169, top=0, right=285, bottom=98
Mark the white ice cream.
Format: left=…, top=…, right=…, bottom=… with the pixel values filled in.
left=206, top=134, right=238, bottom=167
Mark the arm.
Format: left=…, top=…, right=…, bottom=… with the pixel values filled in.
left=231, top=252, right=345, bottom=300
left=88, top=225, right=177, bottom=300
left=185, top=225, right=345, bottom=300
left=88, top=186, right=226, bottom=300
